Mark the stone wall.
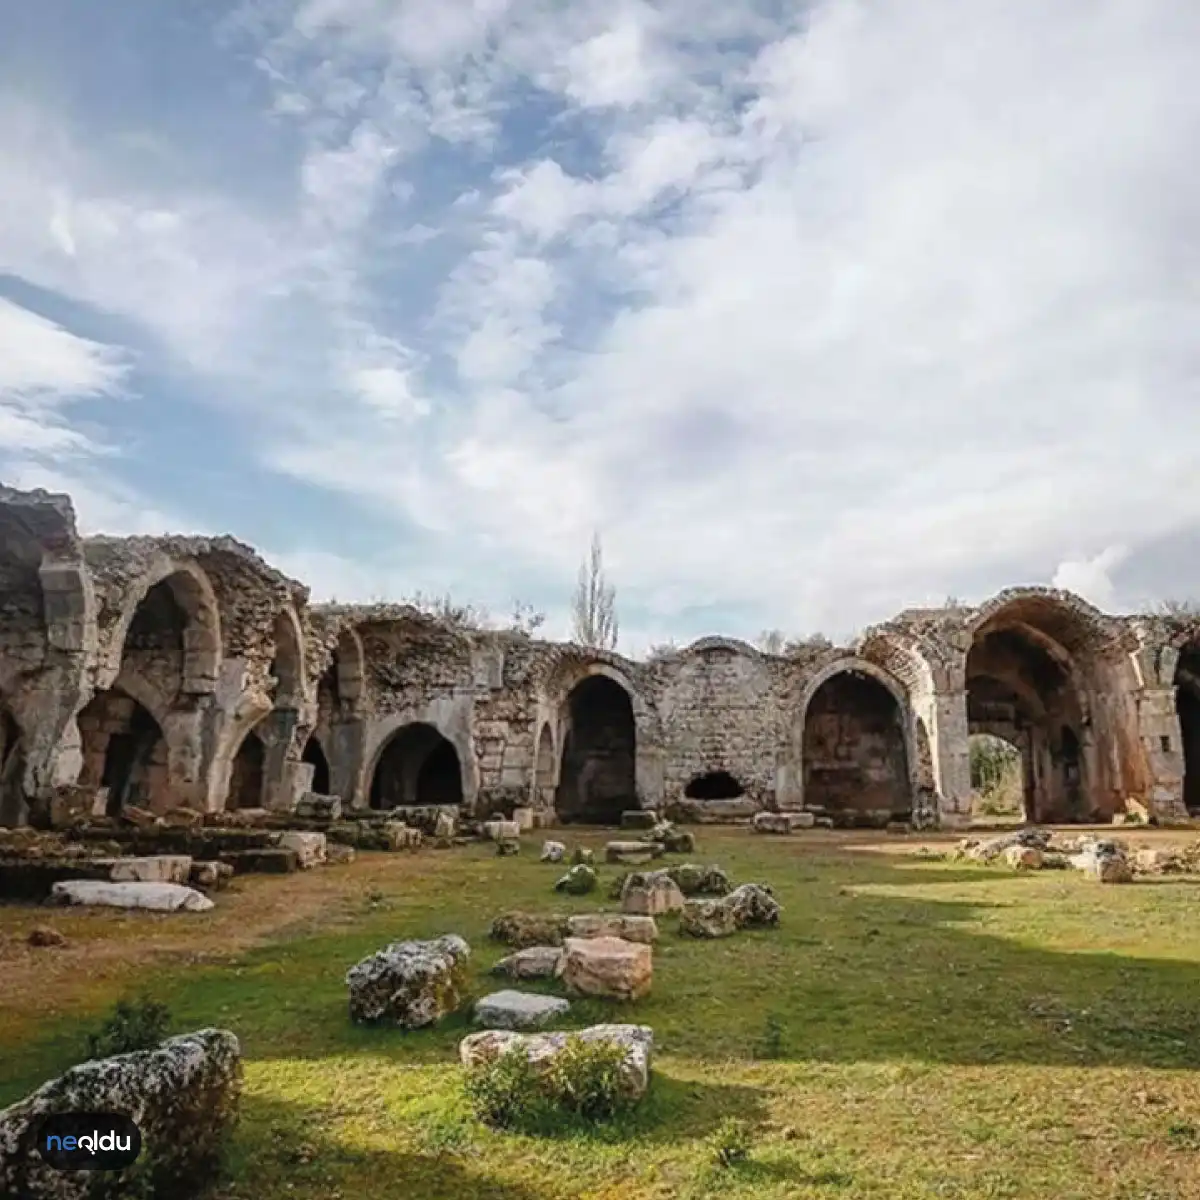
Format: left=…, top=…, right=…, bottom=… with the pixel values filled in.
left=0, top=484, right=1197, bottom=829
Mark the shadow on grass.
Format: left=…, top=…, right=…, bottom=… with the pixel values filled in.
left=7, top=841, right=1200, bottom=1110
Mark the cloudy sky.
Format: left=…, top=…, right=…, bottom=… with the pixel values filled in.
left=2, top=0, right=1198, bottom=653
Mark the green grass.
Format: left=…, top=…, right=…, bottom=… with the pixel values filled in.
left=5, top=831, right=1200, bottom=1199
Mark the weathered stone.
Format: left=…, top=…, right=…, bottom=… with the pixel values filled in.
left=188, top=860, right=233, bottom=889
left=664, top=863, right=731, bottom=896
left=512, top=807, right=535, bottom=831
left=679, top=883, right=780, bottom=937
left=380, top=821, right=422, bottom=851
left=474, top=990, right=570, bottom=1030
left=620, top=871, right=686, bottom=916
left=26, top=925, right=66, bottom=948
left=554, top=864, right=597, bottom=894
left=294, top=793, right=342, bottom=822
left=540, top=840, right=566, bottom=863
left=558, top=936, right=652, bottom=1001
left=606, top=840, right=664, bottom=865
left=491, top=945, right=564, bottom=980
left=108, top=855, right=193, bottom=884
left=955, top=829, right=1052, bottom=863
left=0, top=1029, right=242, bottom=1200
left=120, top=805, right=159, bottom=828
left=326, top=843, right=356, bottom=866
left=219, top=848, right=299, bottom=874
left=161, top=806, right=205, bottom=828
left=679, top=897, right=740, bottom=938
left=752, top=812, right=795, bottom=834
left=1003, top=844, right=1044, bottom=870
left=572, top=846, right=595, bottom=867
left=490, top=911, right=570, bottom=947
left=495, top=838, right=520, bottom=856
left=346, top=934, right=470, bottom=1026
left=643, top=821, right=695, bottom=853
left=49, top=880, right=215, bottom=912
left=566, top=913, right=658, bottom=943
left=483, top=820, right=521, bottom=842
left=459, top=1023, right=654, bottom=1102
left=433, top=810, right=457, bottom=840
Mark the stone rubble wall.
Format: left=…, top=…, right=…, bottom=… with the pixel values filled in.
left=0, top=485, right=1197, bottom=828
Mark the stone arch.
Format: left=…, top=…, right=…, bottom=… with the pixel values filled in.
left=100, top=559, right=221, bottom=695
left=317, top=627, right=366, bottom=715
left=227, top=723, right=267, bottom=811
left=269, top=606, right=307, bottom=708
left=799, top=659, right=913, bottom=826
left=76, top=687, right=169, bottom=815
left=302, top=733, right=331, bottom=796
left=963, top=589, right=1119, bottom=822
left=555, top=672, right=638, bottom=824
left=368, top=720, right=465, bottom=809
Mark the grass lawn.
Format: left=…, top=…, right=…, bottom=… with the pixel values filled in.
left=4, top=828, right=1200, bottom=1199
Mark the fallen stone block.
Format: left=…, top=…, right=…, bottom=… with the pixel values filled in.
left=558, top=936, right=652, bottom=1001
left=294, top=793, right=342, bottom=822
left=219, top=848, right=299, bottom=875
left=326, top=843, right=356, bottom=866
left=664, top=863, right=731, bottom=896
left=566, top=913, right=658, bottom=944
left=346, top=934, right=470, bottom=1027
left=482, top=820, right=521, bottom=843
left=512, top=807, right=535, bottom=831
left=277, top=831, right=327, bottom=869
left=620, top=872, right=685, bottom=916
left=605, top=840, right=664, bottom=866
left=540, top=840, right=567, bottom=863
left=160, top=807, right=205, bottom=828
left=0, top=1029, right=241, bottom=1200
left=495, top=838, right=520, bottom=857
left=679, top=883, right=780, bottom=938
left=26, top=925, right=66, bottom=948
left=474, top=990, right=570, bottom=1030
left=108, top=855, right=193, bottom=885
left=49, top=881, right=215, bottom=912
left=460, top=1023, right=654, bottom=1103
left=1003, top=845, right=1044, bottom=870
left=490, top=912, right=570, bottom=948
left=188, top=861, right=233, bottom=890
left=491, top=945, right=564, bottom=980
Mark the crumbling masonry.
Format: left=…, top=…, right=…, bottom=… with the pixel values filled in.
left=1, top=485, right=1196, bottom=830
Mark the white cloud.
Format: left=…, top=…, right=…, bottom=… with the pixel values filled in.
left=3, top=0, right=1200, bottom=646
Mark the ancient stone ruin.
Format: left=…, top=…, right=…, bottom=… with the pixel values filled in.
left=0, top=483, right=1196, bottom=833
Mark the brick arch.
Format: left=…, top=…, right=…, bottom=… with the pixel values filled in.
left=855, top=630, right=938, bottom=700
left=98, top=558, right=221, bottom=694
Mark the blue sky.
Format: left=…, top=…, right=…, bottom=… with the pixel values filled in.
left=2, top=0, right=1199, bottom=652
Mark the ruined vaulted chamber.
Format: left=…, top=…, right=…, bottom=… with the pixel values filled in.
left=0, top=484, right=1195, bottom=829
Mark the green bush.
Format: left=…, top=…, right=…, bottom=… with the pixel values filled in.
left=463, top=1036, right=634, bottom=1132
left=86, top=996, right=172, bottom=1059
left=707, top=1117, right=753, bottom=1168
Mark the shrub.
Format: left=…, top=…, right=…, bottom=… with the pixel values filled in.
left=86, top=996, right=172, bottom=1059
left=708, top=1117, right=753, bottom=1168
left=463, top=1036, right=634, bottom=1132
left=755, top=1013, right=786, bottom=1060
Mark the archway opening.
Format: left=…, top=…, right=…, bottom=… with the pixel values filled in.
left=228, top=728, right=266, bottom=811
left=969, top=732, right=1026, bottom=822
left=555, top=674, right=637, bottom=824
left=1174, top=642, right=1200, bottom=814
left=269, top=609, right=304, bottom=707
left=302, top=735, right=331, bottom=795
left=78, top=690, right=168, bottom=815
left=685, top=771, right=744, bottom=800
left=803, top=670, right=910, bottom=826
left=369, top=723, right=463, bottom=809
left=966, top=619, right=1090, bottom=823
left=0, top=708, right=26, bottom=826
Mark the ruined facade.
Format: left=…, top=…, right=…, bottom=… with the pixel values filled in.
left=1, top=485, right=1197, bottom=830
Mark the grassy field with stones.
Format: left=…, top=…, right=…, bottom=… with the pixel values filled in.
left=3, top=828, right=1200, bottom=1199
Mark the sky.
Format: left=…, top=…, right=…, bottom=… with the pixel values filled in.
left=1, top=0, right=1199, bottom=655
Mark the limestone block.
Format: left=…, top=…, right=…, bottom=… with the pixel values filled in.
left=0, top=1029, right=242, bottom=1200
left=483, top=820, right=521, bottom=842
left=474, top=990, right=570, bottom=1030
left=620, top=810, right=658, bottom=830
left=540, top=840, right=566, bottom=863
left=620, top=872, right=685, bottom=916
left=512, top=807, right=535, bottom=831
left=558, top=936, right=652, bottom=1001
left=278, top=832, right=327, bottom=869
left=49, top=881, right=214, bottom=912
left=108, top=855, right=193, bottom=885
left=326, top=843, right=356, bottom=866
left=459, top=1023, right=654, bottom=1102
left=489, top=911, right=570, bottom=947
left=1003, top=845, right=1043, bottom=870
left=294, top=793, right=342, bottom=822
left=491, top=946, right=564, bottom=980
left=566, top=913, right=658, bottom=944
left=346, top=934, right=470, bottom=1027
left=605, top=841, right=663, bottom=866
left=188, top=861, right=233, bottom=890
left=554, top=864, right=597, bottom=894
left=679, top=884, right=780, bottom=938
left=433, top=810, right=457, bottom=839
left=679, top=898, right=740, bottom=938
